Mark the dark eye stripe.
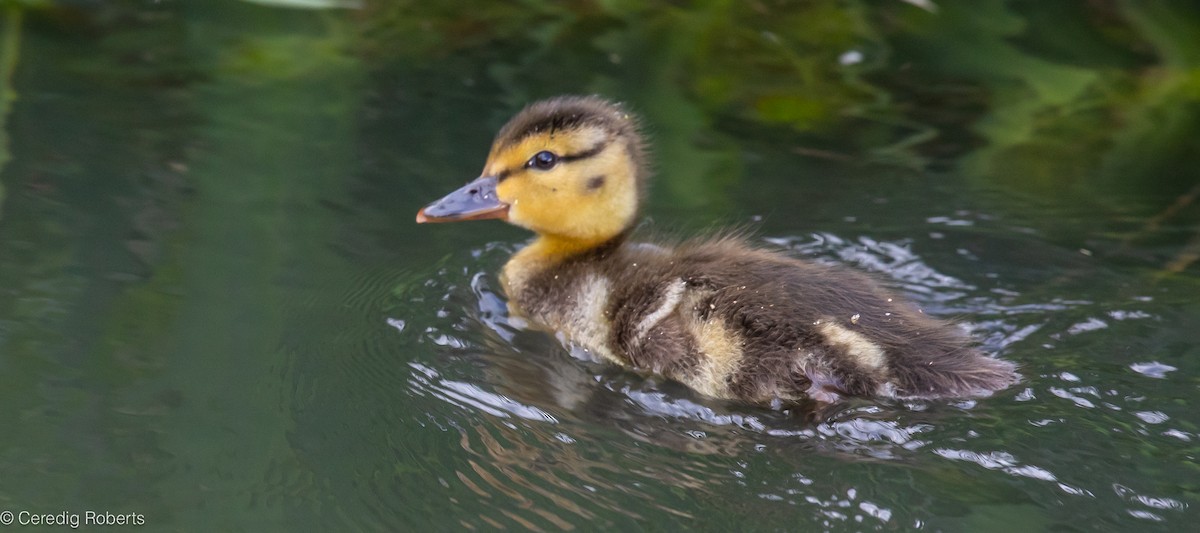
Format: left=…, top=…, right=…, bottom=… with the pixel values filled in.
left=560, top=141, right=609, bottom=163
left=496, top=140, right=611, bottom=181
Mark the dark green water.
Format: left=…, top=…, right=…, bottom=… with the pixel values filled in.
left=1, top=1, right=1198, bottom=531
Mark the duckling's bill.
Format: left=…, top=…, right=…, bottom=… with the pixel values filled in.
left=416, top=175, right=509, bottom=223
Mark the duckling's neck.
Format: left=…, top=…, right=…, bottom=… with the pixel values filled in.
left=501, top=232, right=628, bottom=299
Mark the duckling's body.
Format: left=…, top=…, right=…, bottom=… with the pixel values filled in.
left=418, top=95, right=1017, bottom=404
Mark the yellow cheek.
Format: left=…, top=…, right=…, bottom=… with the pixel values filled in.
left=496, top=173, right=564, bottom=228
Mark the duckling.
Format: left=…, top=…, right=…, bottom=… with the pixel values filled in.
left=417, top=95, right=1018, bottom=404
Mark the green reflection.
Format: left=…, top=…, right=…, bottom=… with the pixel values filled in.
left=142, top=2, right=363, bottom=528
left=0, top=4, right=21, bottom=220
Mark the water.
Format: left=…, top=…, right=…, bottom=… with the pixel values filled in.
left=1, top=1, right=1198, bottom=531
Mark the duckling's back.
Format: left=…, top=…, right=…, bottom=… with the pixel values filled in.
left=507, top=237, right=1018, bottom=404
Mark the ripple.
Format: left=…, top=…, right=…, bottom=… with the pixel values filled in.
left=1133, top=410, right=1168, bottom=424
left=408, top=362, right=558, bottom=422
left=768, top=232, right=975, bottom=306
left=439, top=407, right=710, bottom=529
left=1066, top=317, right=1108, bottom=335
left=933, top=449, right=1057, bottom=482
left=1114, top=484, right=1189, bottom=513
left=1108, top=310, right=1152, bottom=320
left=1129, top=361, right=1177, bottom=378
left=1049, top=387, right=1096, bottom=409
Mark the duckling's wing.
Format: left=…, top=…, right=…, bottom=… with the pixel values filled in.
left=637, top=239, right=1018, bottom=401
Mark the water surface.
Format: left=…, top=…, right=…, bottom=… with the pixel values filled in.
left=0, top=1, right=1197, bottom=531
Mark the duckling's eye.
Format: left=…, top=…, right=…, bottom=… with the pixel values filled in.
left=527, top=150, right=558, bottom=170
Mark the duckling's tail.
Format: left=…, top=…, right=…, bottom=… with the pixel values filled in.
left=889, top=352, right=1020, bottom=400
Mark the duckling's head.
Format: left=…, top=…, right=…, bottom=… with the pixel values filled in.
left=417, top=96, right=647, bottom=249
